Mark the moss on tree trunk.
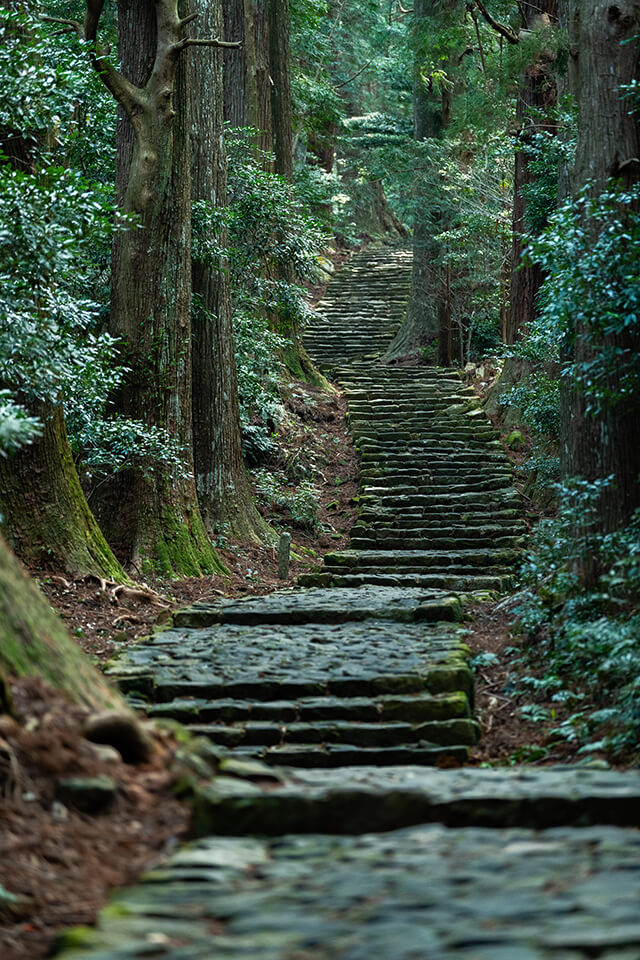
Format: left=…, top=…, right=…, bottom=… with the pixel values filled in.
left=0, top=532, right=124, bottom=712
left=0, top=404, right=127, bottom=581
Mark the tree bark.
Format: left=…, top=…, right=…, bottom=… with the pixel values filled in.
left=95, top=0, right=224, bottom=576
left=268, top=0, right=293, bottom=179
left=0, top=532, right=125, bottom=712
left=222, top=0, right=259, bottom=132
left=385, top=0, right=449, bottom=362
left=253, top=0, right=274, bottom=163
left=507, top=1, right=558, bottom=345
left=188, top=0, right=271, bottom=542
left=0, top=404, right=127, bottom=578
left=562, top=0, right=640, bottom=554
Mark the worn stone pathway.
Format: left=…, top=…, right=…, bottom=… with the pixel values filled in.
left=55, top=246, right=640, bottom=959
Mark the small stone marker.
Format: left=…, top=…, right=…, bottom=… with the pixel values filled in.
left=278, top=532, right=291, bottom=579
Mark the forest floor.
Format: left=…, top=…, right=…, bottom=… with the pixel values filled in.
left=2, top=353, right=622, bottom=960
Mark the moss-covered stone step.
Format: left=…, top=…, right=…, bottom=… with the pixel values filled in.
left=359, top=478, right=514, bottom=495
left=118, top=660, right=474, bottom=705
left=298, top=572, right=511, bottom=592
left=350, top=535, right=523, bottom=551
left=228, top=741, right=471, bottom=767
left=169, top=586, right=463, bottom=627
left=324, top=549, right=519, bottom=570
left=189, top=766, right=640, bottom=836
left=182, top=716, right=479, bottom=750
left=52, top=820, right=640, bottom=960
left=148, top=690, right=473, bottom=726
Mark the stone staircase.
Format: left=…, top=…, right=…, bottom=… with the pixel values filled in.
left=113, top=587, right=477, bottom=767
left=301, top=250, right=524, bottom=594
left=105, top=245, right=519, bottom=769
left=303, top=248, right=411, bottom=373
left=54, top=245, right=640, bottom=960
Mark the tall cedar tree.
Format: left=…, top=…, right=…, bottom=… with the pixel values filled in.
left=385, top=0, right=452, bottom=363
left=561, top=0, right=640, bottom=554
left=188, top=0, right=270, bottom=541
left=78, top=0, right=226, bottom=576
left=507, top=0, right=558, bottom=345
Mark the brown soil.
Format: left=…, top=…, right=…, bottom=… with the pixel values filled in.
left=0, top=677, right=190, bottom=960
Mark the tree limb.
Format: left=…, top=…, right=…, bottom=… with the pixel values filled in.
left=176, top=36, right=243, bottom=49
left=472, top=0, right=519, bottom=44
left=82, top=0, right=144, bottom=117
left=39, top=15, right=83, bottom=37
left=334, top=57, right=375, bottom=89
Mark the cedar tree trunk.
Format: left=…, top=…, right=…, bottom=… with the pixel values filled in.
left=562, top=0, right=640, bottom=563
left=507, top=1, right=558, bottom=345
left=0, top=404, right=126, bottom=579
left=188, top=0, right=271, bottom=541
left=385, top=0, right=449, bottom=362
left=88, top=0, right=225, bottom=576
left=0, top=532, right=124, bottom=712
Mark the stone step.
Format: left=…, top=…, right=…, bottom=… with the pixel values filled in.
left=149, top=690, right=473, bottom=725
left=359, top=480, right=514, bottom=496
left=298, top=572, right=511, bottom=591
left=324, top=549, right=519, bottom=570
left=353, top=519, right=526, bottom=533
left=170, top=587, right=464, bottom=627
left=53, top=819, right=640, bottom=960
left=358, top=511, right=522, bottom=524
left=228, top=741, right=471, bottom=767
left=191, top=765, right=640, bottom=835
left=183, top=716, right=479, bottom=750
left=359, top=494, right=522, bottom=510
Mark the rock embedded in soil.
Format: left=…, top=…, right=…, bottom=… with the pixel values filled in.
left=56, top=775, right=118, bottom=814
left=83, top=710, right=155, bottom=765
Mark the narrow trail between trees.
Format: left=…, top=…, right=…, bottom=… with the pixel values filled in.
left=55, top=247, right=640, bottom=959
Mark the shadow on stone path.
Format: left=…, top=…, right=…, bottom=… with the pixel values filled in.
left=54, top=246, right=640, bottom=959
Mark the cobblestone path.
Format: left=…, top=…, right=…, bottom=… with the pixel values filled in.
left=55, top=247, right=640, bottom=960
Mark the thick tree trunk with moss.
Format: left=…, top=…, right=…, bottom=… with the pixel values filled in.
left=384, top=0, right=449, bottom=363
left=507, top=1, right=558, bottom=345
left=0, top=404, right=126, bottom=579
left=93, top=0, right=224, bottom=576
left=188, top=0, right=271, bottom=542
left=0, top=532, right=124, bottom=711
left=562, top=0, right=640, bottom=569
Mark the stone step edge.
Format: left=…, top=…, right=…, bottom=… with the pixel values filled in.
left=172, top=594, right=463, bottom=628
left=188, top=766, right=640, bottom=838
